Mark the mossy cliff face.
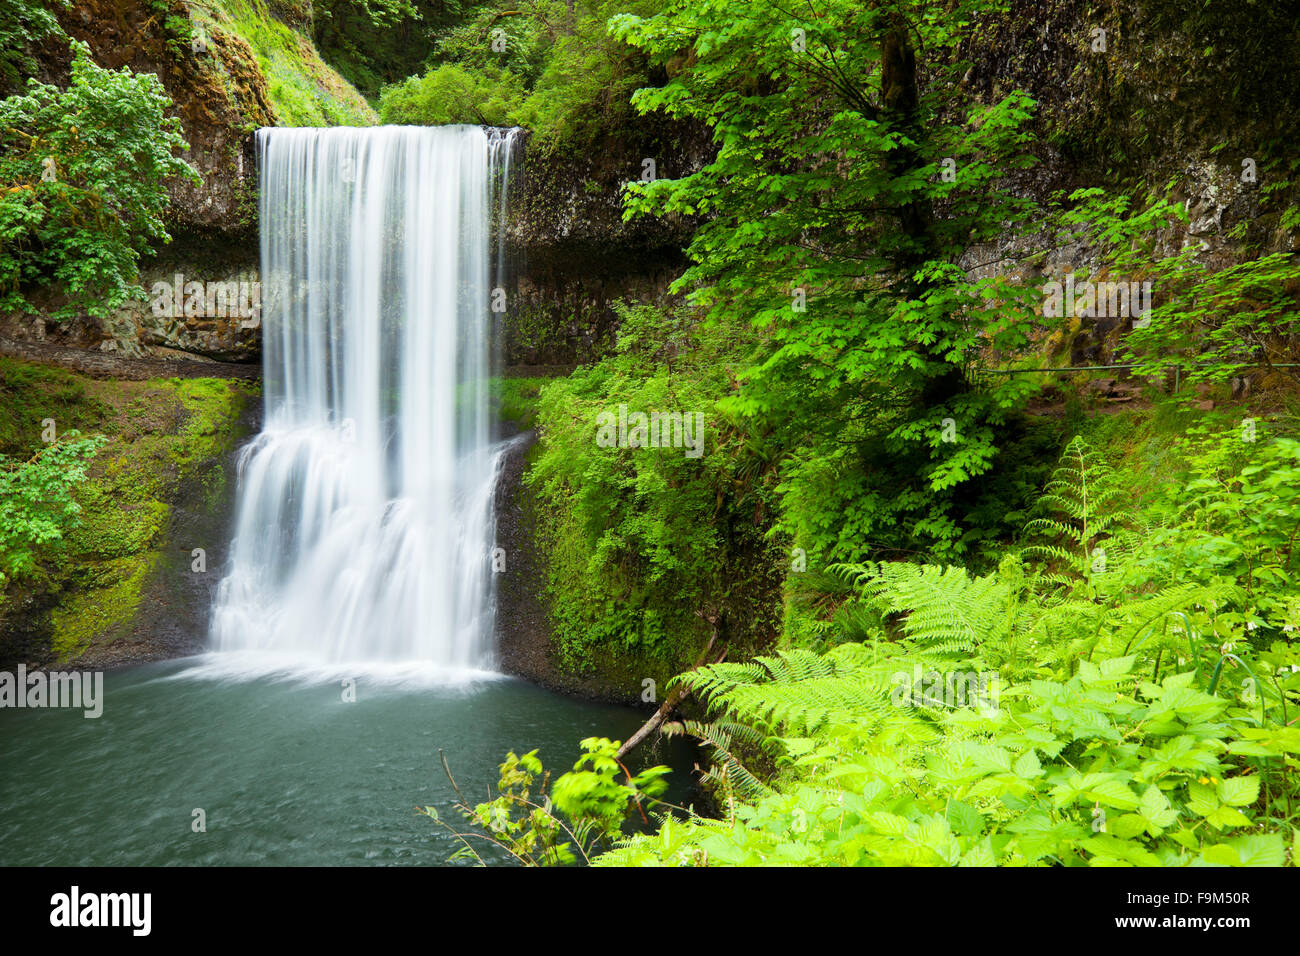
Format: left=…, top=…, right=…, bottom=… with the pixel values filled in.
left=489, top=376, right=785, bottom=704
left=44, top=0, right=375, bottom=236
left=965, top=0, right=1298, bottom=204
left=0, top=357, right=258, bottom=669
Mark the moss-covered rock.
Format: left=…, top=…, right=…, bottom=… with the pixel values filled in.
left=202, top=0, right=375, bottom=129
left=0, top=357, right=258, bottom=668
left=48, top=554, right=158, bottom=661
left=39, top=0, right=373, bottom=240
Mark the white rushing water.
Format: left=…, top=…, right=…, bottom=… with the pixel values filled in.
left=210, top=125, right=522, bottom=677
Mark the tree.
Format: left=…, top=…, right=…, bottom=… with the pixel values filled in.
left=612, top=0, right=1042, bottom=564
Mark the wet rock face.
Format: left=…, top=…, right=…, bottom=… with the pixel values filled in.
left=952, top=0, right=1300, bottom=372
left=507, top=121, right=710, bottom=258
left=504, top=258, right=683, bottom=367
left=959, top=153, right=1273, bottom=372
left=132, top=262, right=264, bottom=363
left=498, top=121, right=711, bottom=366
left=0, top=235, right=262, bottom=362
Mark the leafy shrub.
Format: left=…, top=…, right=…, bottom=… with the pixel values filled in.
left=378, top=0, right=660, bottom=149
left=378, top=63, right=525, bottom=127
left=582, top=433, right=1300, bottom=866
left=0, top=432, right=105, bottom=597
left=425, top=738, right=670, bottom=865
left=0, top=41, right=199, bottom=318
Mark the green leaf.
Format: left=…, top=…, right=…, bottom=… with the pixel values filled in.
left=1203, top=833, right=1285, bottom=867
left=1218, top=776, right=1260, bottom=808
left=946, top=799, right=984, bottom=837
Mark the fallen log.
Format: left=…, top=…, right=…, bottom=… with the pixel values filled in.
left=617, top=621, right=722, bottom=760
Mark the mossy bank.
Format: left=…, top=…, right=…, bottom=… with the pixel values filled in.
left=0, top=357, right=258, bottom=669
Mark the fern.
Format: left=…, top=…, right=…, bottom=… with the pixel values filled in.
left=1021, top=435, right=1139, bottom=587
left=677, top=648, right=896, bottom=736
left=665, top=719, right=773, bottom=804
left=834, top=561, right=1013, bottom=657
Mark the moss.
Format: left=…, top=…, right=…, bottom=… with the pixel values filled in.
left=202, top=0, right=377, bottom=127
left=517, top=456, right=699, bottom=699
left=528, top=435, right=708, bottom=685
left=0, top=358, right=109, bottom=455
left=0, top=359, right=257, bottom=664
left=49, top=554, right=158, bottom=661
left=491, top=376, right=551, bottom=429
left=68, top=490, right=170, bottom=560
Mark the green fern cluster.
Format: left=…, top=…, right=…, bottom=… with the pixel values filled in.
left=676, top=647, right=897, bottom=736
left=588, top=430, right=1300, bottom=867
left=834, top=562, right=1013, bottom=657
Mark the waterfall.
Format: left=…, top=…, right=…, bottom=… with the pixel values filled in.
left=210, top=125, right=523, bottom=677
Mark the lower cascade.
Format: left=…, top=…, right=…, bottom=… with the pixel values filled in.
left=210, top=125, right=521, bottom=674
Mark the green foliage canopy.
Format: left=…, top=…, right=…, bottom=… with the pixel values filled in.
left=611, top=0, right=1043, bottom=564
left=379, top=0, right=661, bottom=149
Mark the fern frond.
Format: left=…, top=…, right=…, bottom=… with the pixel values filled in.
left=683, top=719, right=773, bottom=803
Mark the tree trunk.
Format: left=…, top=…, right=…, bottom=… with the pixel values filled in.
left=616, top=624, right=720, bottom=760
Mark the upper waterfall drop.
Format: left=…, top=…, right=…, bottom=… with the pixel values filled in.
left=210, top=125, right=523, bottom=676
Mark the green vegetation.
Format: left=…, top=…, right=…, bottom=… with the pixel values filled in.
left=378, top=0, right=660, bottom=149
left=379, top=62, right=524, bottom=128
left=0, top=358, right=255, bottom=663
left=614, top=0, right=1042, bottom=565
left=457, top=421, right=1300, bottom=865
left=526, top=302, right=778, bottom=678
left=203, top=0, right=378, bottom=126
left=0, top=0, right=66, bottom=91
left=425, top=738, right=670, bottom=865
left=592, top=427, right=1300, bottom=866
left=311, top=0, right=476, bottom=96
left=0, top=40, right=198, bottom=318
left=0, top=431, right=104, bottom=598
left=434, top=0, right=1300, bottom=867
left=489, top=375, right=549, bottom=429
